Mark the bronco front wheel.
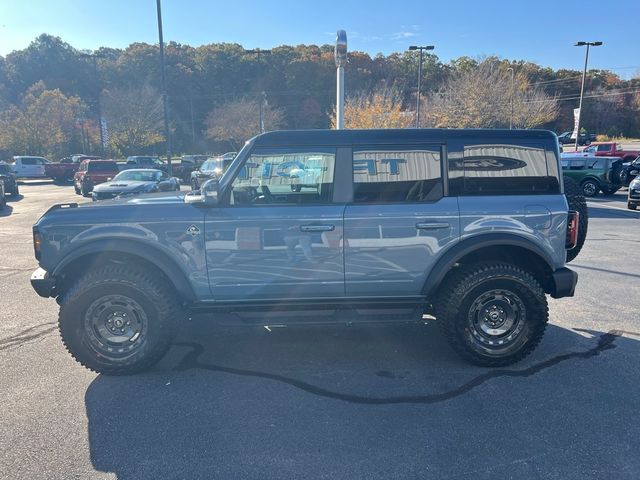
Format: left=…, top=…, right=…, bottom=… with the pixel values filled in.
left=58, top=264, right=182, bottom=375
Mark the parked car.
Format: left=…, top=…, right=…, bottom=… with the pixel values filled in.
left=45, top=155, right=102, bottom=183
left=91, top=169, right=180, bottom=201
left=73, top=159, right=120, bottom=196
left=561, top=155, right=624, bottom=197
left=620, top=155, right=640, bottom=186
left=628, top=177, right=640, bottom=210
left=31, top=128, right=582, bottom=375
left=580, top=142, right=640, bottom=163
left=120, top=156, right=167, bottom=172
left=557, top=131, right=595, bottom=146
left=190, top=153, right=236, bottom=190
left=179, top=155, right=209, bottom=183
left=0, top=179, right=5, bottom=211
left=11, top=156, right=50, bottom=178
left=0, top=162, right=19, bottom=196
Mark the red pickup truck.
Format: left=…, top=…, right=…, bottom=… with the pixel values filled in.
left=45, top=155, right=102, bottom=183
left=73, top=159, right=120, bottom=196
left=581, top=142, right=640, bottom=162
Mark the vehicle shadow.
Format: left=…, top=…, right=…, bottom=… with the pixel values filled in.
left=0, top=203, right=13, bottom=217
left=6, top=194, right=24, bottom=203
left=587, top=205, right=639, bottom=219
left=84, top=321, right=640, bottom=479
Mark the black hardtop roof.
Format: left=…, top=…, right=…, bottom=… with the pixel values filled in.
left=252, top=128, right=557, bottom=147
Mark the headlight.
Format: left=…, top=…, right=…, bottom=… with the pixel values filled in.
left=630, top=179, right=640, bottom=190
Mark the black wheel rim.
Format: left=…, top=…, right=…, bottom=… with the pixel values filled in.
left=83, top=294, right=148, bottom=361
left=467, top=289, right=526, bottom=350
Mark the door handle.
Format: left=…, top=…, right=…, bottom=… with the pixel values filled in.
left=415, top=222, right=450, bottom=230
left=300, top=224, right=335, bottom=232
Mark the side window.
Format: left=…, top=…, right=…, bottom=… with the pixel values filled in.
left=352, top=147, right=442, bottom=203
left=597, top=144, right=611, bottom=152
left=449, top=142, right=558, bottom=195
left=230, top=148, right=336, bottom=205
left=21, top=158, right=36, bottom=166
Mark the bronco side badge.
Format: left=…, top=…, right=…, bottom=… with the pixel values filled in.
left=186, top=225, right=200, bottom=236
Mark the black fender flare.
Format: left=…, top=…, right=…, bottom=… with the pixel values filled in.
left=422, top=233, right=555, bottom=297
left=52, top=238, right=197, bottom=302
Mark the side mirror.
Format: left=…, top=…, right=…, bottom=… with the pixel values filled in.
left=185, top=178, right=219, bottom=205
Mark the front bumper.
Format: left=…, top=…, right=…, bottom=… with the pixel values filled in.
left=550, top=267, right=578, bottom=299
left=31, top=267, right=56, bottom=298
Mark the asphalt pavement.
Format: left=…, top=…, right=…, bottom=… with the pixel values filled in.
left=1, top=181, right=639, bottom=480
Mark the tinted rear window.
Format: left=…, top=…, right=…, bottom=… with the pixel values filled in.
left=88, top=162, right=118, bottom=172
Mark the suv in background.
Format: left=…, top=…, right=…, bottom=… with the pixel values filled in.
left=557, top=131, right=595, bottom=146
left=190, top=153, right=236, bottom=190
left=73, top=159, right=120, bottom=196
left=31, top=129, right=581, bottom=375
left=11, top=156, right=50, bottom=178
left=0, top=162, right=19, bottom=196
left=561, top=155, right=624, bottom=197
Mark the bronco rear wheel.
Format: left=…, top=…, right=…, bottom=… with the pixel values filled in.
left=435, top=263, right=548, bottom=367
left=58, top=264, right=182, bottom=375
left=563, top=176, right=588, bottom=263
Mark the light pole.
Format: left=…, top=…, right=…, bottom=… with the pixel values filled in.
left=156, top=0, right=172, bottom=174
left=80, top=52, right=106, bottom=154
left=335, top=30, right=347, bottom=129
left=507, top=67, right=514, bottom=129
left=247, top=49, right=272, bottom=133
left=573, top=41, right=602, bottom=151
left=409, top=45, right=434, bottom=128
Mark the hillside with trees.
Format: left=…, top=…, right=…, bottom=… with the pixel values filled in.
left=0, top=34, right=638, bottom=158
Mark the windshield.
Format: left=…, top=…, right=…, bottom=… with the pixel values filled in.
left=114, top=170, right=161, bottom=182
left=0, top=164, right=12, bottom=174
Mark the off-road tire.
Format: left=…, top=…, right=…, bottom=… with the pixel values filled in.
left=435, top=263, right=548, bottom=367
left=58, top=264, right=182, bottom=375
left=11, top=184, right=19, bottom=197
left=563, top=176, right=588, bottom=263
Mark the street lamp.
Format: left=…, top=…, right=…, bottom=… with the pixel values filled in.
left=247, top=49, right=272, bottom=133
left=335, top=30, right=347, bottom=129
left=80, top=52, right=106, bottom=154
left=507, top=67, right=515, bottom=129
left=573, top=41, right=603, bottom=151
left=156, top=0, right=172, bottom=174
left=409, top=45, right=434, bottom=128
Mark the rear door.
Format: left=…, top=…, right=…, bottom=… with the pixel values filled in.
left=18, top=157, right=36, bottom=177
left=205, top=146, right=345, bottom=301
left=34, top=157, right=47, bottom=177
left=344, top=145, right=460, bottom=297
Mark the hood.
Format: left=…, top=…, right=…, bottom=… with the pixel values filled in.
left=93, top=180, right=155, bottom=193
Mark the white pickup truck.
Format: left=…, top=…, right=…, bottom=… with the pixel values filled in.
left=11, top=156, right=50, bottom=178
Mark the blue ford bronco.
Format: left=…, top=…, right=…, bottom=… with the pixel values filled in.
left=31, top=129, right=584, bottom=374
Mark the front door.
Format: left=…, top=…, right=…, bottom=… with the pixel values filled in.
left=344, top=145, right=460, bottom=297
left=205, top=147, right=345, bottom=301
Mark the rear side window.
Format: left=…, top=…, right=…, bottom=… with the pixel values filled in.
left=449, top=142, right=559, bottom=195
left=21, top=158, right=36, bottom=165
left=89, top=162, right=118, bottom=172
left=352, top=147, right=442, bottom=203
left=596, top=144, right=612, bottom=152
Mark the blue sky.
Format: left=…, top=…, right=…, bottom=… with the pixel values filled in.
left=0, top=0, right=638, bottom=77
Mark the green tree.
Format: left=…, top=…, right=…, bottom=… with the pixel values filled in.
left=0, top=81, right=86, bottom=157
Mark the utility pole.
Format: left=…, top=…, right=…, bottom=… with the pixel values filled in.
left=80, top=52, right=105, bottom=154
left=507, top=67, right=514, bottom=129
left=573, top=41, right=602, bottom=151
left=335, top=30, right=347, bottom=129
left=247, top=49, right=272, bottom=133
left=409, top=45, right=434, bottom=128
left=156, top=0, right=172, bottom=174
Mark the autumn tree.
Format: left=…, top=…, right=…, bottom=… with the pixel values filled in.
left=205, top=98, right=285, bottom=149
left=102, top=85, right=164, bottom=155
left=0, top=81, right=85, bottom=157
left=424, top=59, right=558, bottom=129
left=333, top=87, right=414, bottom=129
